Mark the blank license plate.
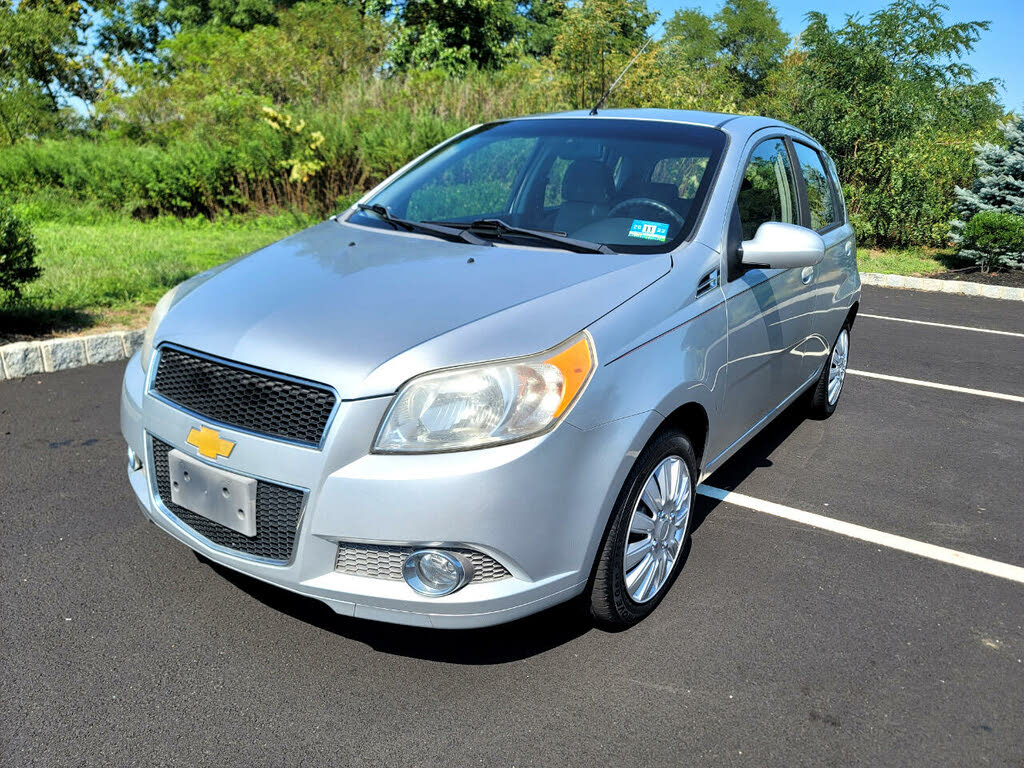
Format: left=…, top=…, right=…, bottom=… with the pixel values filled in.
left=167, top=449, right=257, bottom=537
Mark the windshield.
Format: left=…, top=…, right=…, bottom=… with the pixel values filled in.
left=347, top=117, right=727, bottom=254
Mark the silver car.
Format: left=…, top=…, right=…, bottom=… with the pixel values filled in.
left=121, top=109, right=859, bottom=629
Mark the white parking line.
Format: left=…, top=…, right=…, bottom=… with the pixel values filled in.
left=697, top=485, right=1024, bottom=584
left=847, top=369, right=1024, bottom=403
left=860, top=313, right=1024, bottom=338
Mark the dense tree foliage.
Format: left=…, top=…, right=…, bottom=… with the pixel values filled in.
left=0, top=0, right=1012, bottom=249
left=0, top=205, right=41, bottom=299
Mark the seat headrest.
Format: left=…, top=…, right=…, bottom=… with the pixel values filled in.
left=562, top=160, right=614, bottom=204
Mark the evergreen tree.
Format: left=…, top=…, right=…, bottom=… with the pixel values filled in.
left=950, top=116, right=1024, bottom=261
left=952, top=116, right=1024, bottom=225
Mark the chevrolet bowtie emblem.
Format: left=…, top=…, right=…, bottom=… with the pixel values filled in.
left=186, top=426, right=235, bottom=460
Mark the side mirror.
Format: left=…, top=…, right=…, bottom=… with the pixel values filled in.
left=740, top=222, right=825, bottom=270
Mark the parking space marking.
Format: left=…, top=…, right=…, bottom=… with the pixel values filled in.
left=847, top=369, right=1024, bottom=403
left=860, top=313, right=1024, bottom=338
left=697, top=485, right=1024, bottom=584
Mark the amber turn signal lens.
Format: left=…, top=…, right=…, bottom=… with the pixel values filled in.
left=545, top=335, right=595, bottom=418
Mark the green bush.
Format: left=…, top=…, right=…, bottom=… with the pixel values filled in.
left=959, top=211, right=1024, bottom=272
left=0, top=207, right=42, bottom=302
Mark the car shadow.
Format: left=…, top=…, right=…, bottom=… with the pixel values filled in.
left=197, top=398, right=810, bottom=661
left=201, top=556, right=594, bottom=664
left=689, top=396, right=809, bottom=534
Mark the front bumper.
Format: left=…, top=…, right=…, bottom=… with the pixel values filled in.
left=121, top=352, right=654, bottom=628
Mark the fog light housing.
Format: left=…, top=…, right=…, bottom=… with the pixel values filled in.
left=403, top=550, right=474, bottom=597
left=127, top=445, right=142, bottom=472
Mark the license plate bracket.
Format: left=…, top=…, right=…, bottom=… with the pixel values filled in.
left=167, top=449, right=257, bottom=537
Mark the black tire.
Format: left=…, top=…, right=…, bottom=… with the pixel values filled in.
left=808, top=322, right=851, bottom=419
left=588, top=430, right=697, bottom=630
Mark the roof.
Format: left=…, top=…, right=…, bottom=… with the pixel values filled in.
left=515, top=108, right=811, bottom=143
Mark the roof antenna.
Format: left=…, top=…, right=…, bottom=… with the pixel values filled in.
left=589, top=35, right=655, bottom=116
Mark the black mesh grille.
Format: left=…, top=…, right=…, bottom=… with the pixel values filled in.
left=152, top=346, right=335, bottom=446
left=152, top=438, right=304, bottom=562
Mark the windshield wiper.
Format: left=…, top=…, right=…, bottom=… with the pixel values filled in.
left=430, top=218, right=614, bottom=255
left=356, top=204, right=492, bottom=246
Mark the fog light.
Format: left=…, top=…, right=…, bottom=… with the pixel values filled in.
left=403, top=550, right=473, bottom=597
left=127, top=445, right=142, bottom=471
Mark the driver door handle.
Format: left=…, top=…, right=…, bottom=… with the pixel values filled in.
left=801, top=266, right=815, bottom=285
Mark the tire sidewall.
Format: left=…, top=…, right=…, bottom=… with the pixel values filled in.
left=592, top=431, right=697, bottom=626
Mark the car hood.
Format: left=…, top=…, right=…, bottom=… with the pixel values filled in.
left=154, top=220, right=669, bottom=398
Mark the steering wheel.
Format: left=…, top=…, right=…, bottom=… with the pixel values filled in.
left=609, top=197, right=687, bottom=228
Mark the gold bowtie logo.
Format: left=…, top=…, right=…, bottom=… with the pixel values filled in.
left=186, top=426, right=235, bottom=460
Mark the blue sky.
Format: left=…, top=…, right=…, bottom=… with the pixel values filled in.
left=646, top=0, right=1023, bottom=112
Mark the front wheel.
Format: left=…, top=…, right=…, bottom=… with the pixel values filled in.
left=588, top=431, right=696, bottom=629
left=808, top=324, right=850, bottom=419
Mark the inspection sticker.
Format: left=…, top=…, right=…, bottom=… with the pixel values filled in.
left=628, top=219, right=669, bottom=242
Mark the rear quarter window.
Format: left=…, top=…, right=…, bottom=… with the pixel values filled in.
left=793, top=142, right=838, bottom=232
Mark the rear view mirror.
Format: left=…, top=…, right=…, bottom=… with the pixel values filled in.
left=740, top=222, right=825, bottom=270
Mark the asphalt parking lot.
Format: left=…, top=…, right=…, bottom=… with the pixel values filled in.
left=1, top=284, right=1022, bottom=767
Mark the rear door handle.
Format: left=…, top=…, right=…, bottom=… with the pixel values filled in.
left=801, top=266, right=815, bottom=285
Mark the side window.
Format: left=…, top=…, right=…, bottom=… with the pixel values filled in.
left=793, top=142, right=838, bottom=231
left=737, top=139, right=798, bottom=241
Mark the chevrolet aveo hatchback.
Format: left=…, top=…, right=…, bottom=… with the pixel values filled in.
left=121, top=110, right=860, bottom=629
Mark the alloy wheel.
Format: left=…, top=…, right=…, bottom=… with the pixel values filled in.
left=828, top=328, right=849, bottom=406
left=622, top=455, right=691, bottom=603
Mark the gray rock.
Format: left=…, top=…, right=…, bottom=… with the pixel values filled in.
left=1, top=342, right=44, bottom=378
left=41, top=338, right=88, bottom=372
left=85, top=333, right=127, bottom=364
left=122, top=329, right=145, bottom=356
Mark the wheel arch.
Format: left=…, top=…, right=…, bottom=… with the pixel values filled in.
left=655, top=401, right=710, bottom=472
left=846, top=300, right=859, bottom=329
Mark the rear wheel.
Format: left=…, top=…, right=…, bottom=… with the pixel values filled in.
left=808, top=324, right=850, bottom=419
left=588, top=430, right=696, bottom=629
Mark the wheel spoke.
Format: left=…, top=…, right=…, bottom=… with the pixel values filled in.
left=626, top=552, right=655, bottom=594
left=624, top=538, right=654, bottom=570
left=629, top=507, right=656, bottom=536
left=640, top=475, right=662, bottom=515
left=636, top=556, right=660, bottom=601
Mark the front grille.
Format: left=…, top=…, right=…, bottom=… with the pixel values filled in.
left=335, top=542, right=511, bottom=583
left=151, top=438, right=304, bottom=562
left=152, top=346, right=336, bottom=446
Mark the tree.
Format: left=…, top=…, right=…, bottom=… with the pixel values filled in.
left=550, top=0, right=656, bottom=109
left=952, top=117, right=1024, bottom=220
left=663, top=0, right=787, bottom=101
left=0, top=207, right=41, bottom=302
left=0, top=0, right=100, bottom=141
left=389, top=0, right=523, bottom=73
left=950, top=116, right=1024, bottom=268
left=776, top=0, right=1003, bottom=247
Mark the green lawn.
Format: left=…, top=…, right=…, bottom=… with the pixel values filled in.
left=1, top=213, right=310, bottom=341
left=1, top=210, right=973, bottom=342
left=856, top=246, right=966, bottom=276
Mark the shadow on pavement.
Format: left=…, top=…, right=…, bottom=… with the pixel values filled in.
left=690, top=397, right=809, bottom=533
left=202, top=556, right=593, bottom=663
left=199, top=397, right=811, bottom=661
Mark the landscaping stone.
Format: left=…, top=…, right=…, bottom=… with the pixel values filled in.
left=41, top=338, right=88, bottom=372
left=121, top=330, right=145, bottom=357
left=1, top=342, right=45, bottom=378
left=85, top=333, right=127, bottom=364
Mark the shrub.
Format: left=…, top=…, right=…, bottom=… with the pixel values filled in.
left=959, top=211, right=1024, bottom=272
left=0, top=207, right=42, bottom=302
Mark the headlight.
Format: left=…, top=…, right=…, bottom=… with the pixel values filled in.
left=140, top=286, right=181, bottom=373
left=374, top=332, right=595, bottom=453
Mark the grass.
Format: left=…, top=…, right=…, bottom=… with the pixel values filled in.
left=856, top=246, right=968, bottom=276
left=0, top=212, right=312, bottom=342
